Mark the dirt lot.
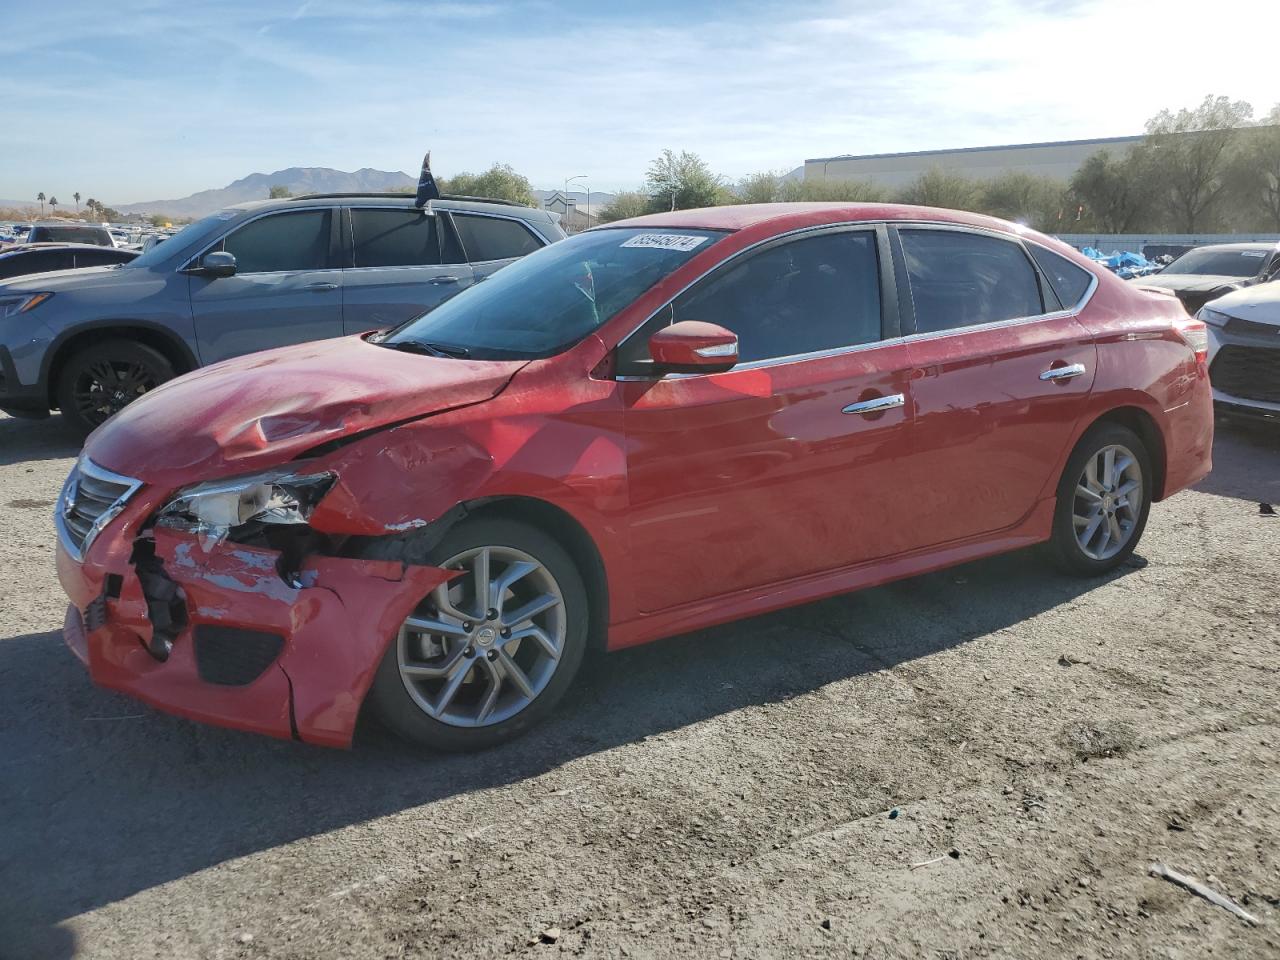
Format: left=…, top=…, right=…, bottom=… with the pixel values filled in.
left=1, top=410, right=1278, bottom=960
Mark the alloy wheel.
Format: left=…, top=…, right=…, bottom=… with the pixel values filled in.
left=73, top=359, right=159, bottom=424
left=396, top=545, right=566, bottom=728
left=1072, top=443, right=1143, bottom=561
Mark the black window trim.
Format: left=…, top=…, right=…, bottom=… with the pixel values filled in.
left=445, top=210, right=547, bottom=264
left=615, top=222, right=899, bottom=380
left=183, top=206, right=342, bottom=274
left=888, top=223, right=1099, bottom=343
left=342, top=204, right=444, bottom=270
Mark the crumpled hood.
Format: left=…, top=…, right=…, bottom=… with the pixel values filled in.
left=1136, top=274, right=1246, bottom=295
left=85, top=334, right=527, bottom=489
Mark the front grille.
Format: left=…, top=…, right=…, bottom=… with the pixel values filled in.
left=194, top=626, right=285, bottom=686
left=1210, top=345, right=1280, bottom=404
left=56, top=459, right=141, bottom=560
left=1224, top=316, right=1280, bottom=337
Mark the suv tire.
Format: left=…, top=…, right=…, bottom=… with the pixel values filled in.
left=55, top=339, right=175, bottom=436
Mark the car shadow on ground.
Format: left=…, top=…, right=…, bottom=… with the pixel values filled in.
left=0, top=548, right=1138, bottom=958
left=1196, top=415, right=1280, bottom=506
left=0, top=413, right=81, bottom=467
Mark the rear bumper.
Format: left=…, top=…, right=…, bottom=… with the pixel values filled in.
left=57, top=526, right=453, bottom=748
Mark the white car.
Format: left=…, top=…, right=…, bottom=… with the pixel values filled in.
left=1200, top=282, right=1280, bottom=422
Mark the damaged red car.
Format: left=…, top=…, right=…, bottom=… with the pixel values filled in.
left=55, top=203, right=1213, bottom=751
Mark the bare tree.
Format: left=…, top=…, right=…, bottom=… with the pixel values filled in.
left=1144, top=95, right=1253, bottom=231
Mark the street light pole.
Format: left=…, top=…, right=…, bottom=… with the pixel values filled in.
left=565, top=174, right=587, bottom=229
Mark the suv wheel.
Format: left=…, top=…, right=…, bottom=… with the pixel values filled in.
left=55, top=339, right=175, bottom=436
left=361, top=517, right=589, bottom=751
left=1048, top=422, right=1152, bottom=576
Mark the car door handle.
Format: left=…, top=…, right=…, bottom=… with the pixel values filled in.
left=842, top=393, right=905, bottom=415
left=304, top=281, right=338, bottom=291
left=1040, top=363, right=1087, bottom=382
left=428, top=276, right=461, bottom=285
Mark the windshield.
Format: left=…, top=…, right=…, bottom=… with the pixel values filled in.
left=385, top=227, right=726, bottom=360
left=125, top=211, right=236, bottom=268
left=1163, top=247, right=1269, bottom=278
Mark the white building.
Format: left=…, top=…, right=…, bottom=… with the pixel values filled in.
left=804, top=135, right=1144, bottom=189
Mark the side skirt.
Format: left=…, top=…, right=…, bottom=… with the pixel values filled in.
left=606, top=498, right=1057, bottom=651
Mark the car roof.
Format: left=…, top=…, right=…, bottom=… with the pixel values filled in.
left=1180, top=241, right=1280, bottom=253
left=220, top=194, right=555, bottom=222
left=601, top=202, right=1034, bottom=235
left=30, top=221, right=111, bottom=229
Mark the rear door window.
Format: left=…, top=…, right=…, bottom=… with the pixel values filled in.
left=898, top=229, right=1043, bottom=334
left=451, top=214, right=543, bottom=262
left=218, top=210, right=332, bottom=273
left=350, top=208, right=441, bottom=267
left=1028, top=245, right=1094, bottom=308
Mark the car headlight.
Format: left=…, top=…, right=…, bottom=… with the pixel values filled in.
left=157, top=469, right=335, bottom=532
left=1197, top=306, right=1230, bottom=327
left=0, top=291, right=54, bottom=319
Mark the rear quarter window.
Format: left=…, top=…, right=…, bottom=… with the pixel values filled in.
left=451, top=214, right=543, bottom=262
left=1029, top=245, right=1094, bottom=308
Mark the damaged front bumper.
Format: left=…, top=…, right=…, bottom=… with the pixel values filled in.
left=57, top=522, right=454, bottom=749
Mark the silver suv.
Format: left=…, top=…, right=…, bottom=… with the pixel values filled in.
left=0, top=194, right=564, bottom=434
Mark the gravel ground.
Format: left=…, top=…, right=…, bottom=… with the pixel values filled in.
left=1, top=411, right=1278, bottom=960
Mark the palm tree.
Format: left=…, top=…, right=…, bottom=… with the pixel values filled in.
left=49, top=196, right=58, bottom=215
left=37, top=192, right=45, bottom=216
left=73, top=191, right=81, bottom=213
left=86, top=198, right=99, bottom=219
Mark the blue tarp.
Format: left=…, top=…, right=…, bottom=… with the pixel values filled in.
left=1080, top=247, right=1162, bottom=280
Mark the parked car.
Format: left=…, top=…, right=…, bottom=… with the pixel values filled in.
left=1200, top=283, right=1280, bottom=422
left=0, top=243, right=137, bottom=280
left=0, top=193, right=564, bottom=433
left=1134, top=241, right=1280, bottom=315
left=24, top=222, right=116, bottom=247
left=55, top=203, right=1213, bottom=752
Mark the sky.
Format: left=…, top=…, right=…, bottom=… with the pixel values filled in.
left=1, top=0, right=1278, bottom=205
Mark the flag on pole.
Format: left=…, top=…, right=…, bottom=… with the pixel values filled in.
left=414, top=151, right=441, bottom=207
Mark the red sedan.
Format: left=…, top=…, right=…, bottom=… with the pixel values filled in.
left=55, top=203, right=1213, bottom=751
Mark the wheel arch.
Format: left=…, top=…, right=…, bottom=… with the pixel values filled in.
left=1083, top=405, right=1168, bottom=501
left=44, top=321, right=198, bottom=408
left=463, top=495, right=611, bottom=654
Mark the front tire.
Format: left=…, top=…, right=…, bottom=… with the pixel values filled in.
left=1048, top=422, right=1152, bottom=576
left=362, top=516, right=589, bottom=751
left=55, top=339, right=175, bottom=436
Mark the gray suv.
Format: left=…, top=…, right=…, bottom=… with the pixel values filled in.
left=0, top=194, right=564, bottom=434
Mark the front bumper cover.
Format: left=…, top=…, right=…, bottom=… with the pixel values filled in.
left=58, top=526, right=455, bottom=748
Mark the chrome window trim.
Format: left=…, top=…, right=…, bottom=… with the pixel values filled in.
left=55, top=458, right=143, bottom=563
left=615, top=221, right=1101, bottom=381
left=181, top=206, right=339, bottom=274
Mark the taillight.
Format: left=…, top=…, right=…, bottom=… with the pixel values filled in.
left=1174, top=316, right=1208, bottom=364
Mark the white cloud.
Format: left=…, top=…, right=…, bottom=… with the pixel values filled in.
left=1, top=0, right=1277, bottom=202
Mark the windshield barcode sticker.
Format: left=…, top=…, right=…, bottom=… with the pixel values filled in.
left=621, top=233, right=709, bottom=252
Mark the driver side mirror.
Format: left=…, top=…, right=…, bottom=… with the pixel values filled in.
left=199, top=250, right=237, bottom=278
left=648, top=320, right=739, bottom=374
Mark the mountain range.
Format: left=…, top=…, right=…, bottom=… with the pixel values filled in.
left=113, top=168, right=418, bottom=218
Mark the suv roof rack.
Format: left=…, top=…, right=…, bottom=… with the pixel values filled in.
left=287, top=192, right=521, bottom=206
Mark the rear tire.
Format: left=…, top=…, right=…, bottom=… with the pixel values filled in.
left=361, top=516, right=589, bottom=752
left=1047, top=422, right=1153, bottom=576
left=55, top=339, right=175, bottom=437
